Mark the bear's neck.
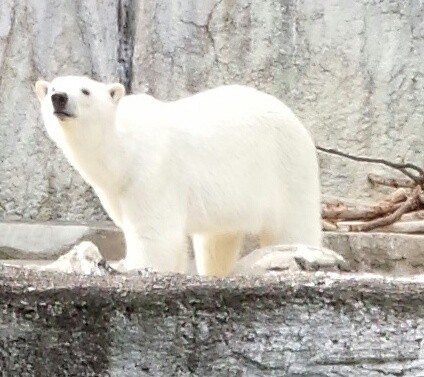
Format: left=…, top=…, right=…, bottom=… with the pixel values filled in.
left=60, top=120, right=125, bottom=194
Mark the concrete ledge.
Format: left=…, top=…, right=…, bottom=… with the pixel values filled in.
left=1, top=222, right=423, bottom=275
left=0, top=221, right=124, bottom=261
left=1, top=267, right=424, bottom=376
left=324, top=232, right=424, bottom=275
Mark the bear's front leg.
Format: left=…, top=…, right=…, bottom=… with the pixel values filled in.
left=107, top=175, right=189, bottom=274
left=107, top=228, right=188, bottom=274
left=119, top=227, right=188, bottom=273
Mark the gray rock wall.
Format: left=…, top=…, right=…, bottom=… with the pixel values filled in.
left=0, top=0, right=423, bottom=221
left=0, top=0, right=122, bottom=221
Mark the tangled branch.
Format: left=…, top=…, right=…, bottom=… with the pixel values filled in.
left=319, top=146, right=424, bottom=234
left=317, top=146, right=424, bottom=185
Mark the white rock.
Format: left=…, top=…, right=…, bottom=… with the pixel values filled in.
left=41, top=241, right=105, bottom=275
left=233, top=244, right=347, bottom=276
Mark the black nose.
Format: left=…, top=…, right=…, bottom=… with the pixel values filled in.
left=51, top=92, right=68, bottom=111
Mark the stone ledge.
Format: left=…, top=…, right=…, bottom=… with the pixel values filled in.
left=324, top=231, right=424, bottom=275
left=0, top=221, right=124, bottom=261
left=1, top=222, right=423, bottom=275
left=1, top=267, right=424, bottom=376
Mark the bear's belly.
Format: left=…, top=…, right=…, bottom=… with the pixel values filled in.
left=185, top=183, right=280, bottom=235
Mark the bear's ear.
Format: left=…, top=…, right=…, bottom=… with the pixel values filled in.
left=35, top=80, right=49, bottom=101
left=108, top=83, right=125, bottom=103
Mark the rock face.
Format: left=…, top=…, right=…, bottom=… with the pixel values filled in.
left=1, top=268, right=424, bottom=376
left=0, top=0, right=423, bottom=221
left=0, top=0, right=122, bottom=222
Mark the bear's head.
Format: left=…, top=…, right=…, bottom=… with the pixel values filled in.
left=34, top=76, right=125, bottom=147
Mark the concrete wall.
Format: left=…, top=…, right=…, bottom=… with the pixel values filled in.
left=0, top=0, right=422, bottom=221
left=2, top=268, right=424, bottom=376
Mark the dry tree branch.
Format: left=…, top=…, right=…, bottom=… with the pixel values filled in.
left=367, top=173, right=416, bottom=188
left=399, top=210, right=424, bottom=222
left=377, top=221, right=424, bottom=234
left=322, top=197, right=401, bottom=221
left=317, top=146, right=424, bottom=234
left=347, top=186, right=422, bottom=232
left=336, top=220, right=424, bottom=234
left=322, top=219, right=338, bottom=231
left=380, top=188, right=408, bottom=204
left=317, top=146, right=424, bottom=184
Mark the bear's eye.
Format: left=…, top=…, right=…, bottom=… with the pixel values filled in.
left=81, top=88, right=90, bottom=96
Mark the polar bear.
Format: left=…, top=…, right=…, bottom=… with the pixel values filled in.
left=35, top=76, right=322, bottom=277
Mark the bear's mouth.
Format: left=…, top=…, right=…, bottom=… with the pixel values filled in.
left=54, top=111, right=74, bottom=120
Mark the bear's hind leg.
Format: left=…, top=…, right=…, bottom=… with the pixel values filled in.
left=192, top=233, right=243, bottom=277
left=259, top=229, right=285, bottom=248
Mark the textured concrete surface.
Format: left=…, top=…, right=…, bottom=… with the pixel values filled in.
left=1, top=267, right=424, bottom=376
left=324, top=231, right=424, bottom=275
left=0, top=0, right=423, bottom=221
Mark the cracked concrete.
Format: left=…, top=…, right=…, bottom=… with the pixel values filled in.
left=117, top=0, right=136, bottom=93
left=0, top=0, right=423, bottom=221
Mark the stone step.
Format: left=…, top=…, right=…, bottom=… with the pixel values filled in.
left=0, top=221, right=124, bottom=261
left=1, top=221, right=423, bottom=274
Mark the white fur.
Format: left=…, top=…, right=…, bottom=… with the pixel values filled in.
left=35, top=76, right=322, bottom=277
